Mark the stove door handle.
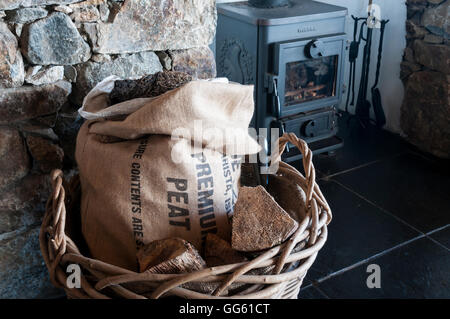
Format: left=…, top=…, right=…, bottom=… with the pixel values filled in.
left=265, top=73, right=282, bottom=118
left=272, top=77, right=281, bottom=118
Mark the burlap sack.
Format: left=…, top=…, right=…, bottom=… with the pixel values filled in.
left=76, top=76, right=260, bottom=271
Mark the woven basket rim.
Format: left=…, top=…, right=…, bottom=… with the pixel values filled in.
left=39, top=133, right=332, bottom=299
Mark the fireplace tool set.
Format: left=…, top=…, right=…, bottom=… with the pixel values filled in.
left=346, top=1, right=389, bottom=128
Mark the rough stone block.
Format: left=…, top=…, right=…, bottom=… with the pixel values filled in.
left=90, top=0, right=216, bottom=54
left=20, top=12, right=91, bottom=65
left=0, top=174, right=49, bottom=229
left=406, top=20, right=428, bottom=39
left=25, top=65, right=64, bottom=85
left=54, top=5, right=73, bottom=14
left=422, top=1, right=449, bottom=37
left=155, top=51, right=172, bottom=70
left=170, top=46, right=217, bottom=79
left=0, top=80, right=71, bottom=124
left=0, top=128, right=30, bottom=191
left=400, top=61, right=422, bottom=79
left=403, top=46, right=415, bottom=62
left=0, top=0, right=80, bottom=10
left=5, top=7, right=47, bottom=23
left=0, top=22, right=24, bottom=88
left=20, top=124, right=59, bottom=141
left=401, top=71, right=450, bottom=158
left=423, top=34, right=444, bottom=43
left=63, top=65, right=77, bottom=82
left=0, top=227, right=64, bottom=298
left=69, top=2, right=100, bottom=23
left=26, top=135, right=64, bottom=173
left=414, top=40, right=450, bottom=73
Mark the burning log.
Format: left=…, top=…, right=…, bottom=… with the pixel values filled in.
left=285, top=84, right=327, bottom=97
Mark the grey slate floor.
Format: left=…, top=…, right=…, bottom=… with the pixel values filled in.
left=296, top=112, right=450, bottom=299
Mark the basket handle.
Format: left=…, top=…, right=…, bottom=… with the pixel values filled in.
left=269, top=133, right=316, bottom=205
left=266, top=133, right=331, bottom=278
left=39, top=169, right=68, bottom=288
left=210, top=134, right=326, bottom=296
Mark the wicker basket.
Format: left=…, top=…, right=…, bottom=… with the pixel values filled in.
left=39, top=133, right=331, bottom=299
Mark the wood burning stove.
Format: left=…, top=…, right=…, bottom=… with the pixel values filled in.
left=216, top=0, right=348, bottom=161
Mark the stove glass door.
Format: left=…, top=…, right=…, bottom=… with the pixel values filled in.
left=273, top=35, right=345, bottom=117
left=284, top=55, right=338, bottom=106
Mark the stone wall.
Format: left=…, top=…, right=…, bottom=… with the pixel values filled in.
left=0, top=0, right=217, bottom=298
left=400, top=0, right=449, bottom=158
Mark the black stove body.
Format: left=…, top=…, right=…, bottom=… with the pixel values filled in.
left=216, top=0, right=347, bottom=161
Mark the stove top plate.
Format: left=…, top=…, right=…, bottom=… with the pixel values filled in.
left=218, top=0, right=347, bottom=26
